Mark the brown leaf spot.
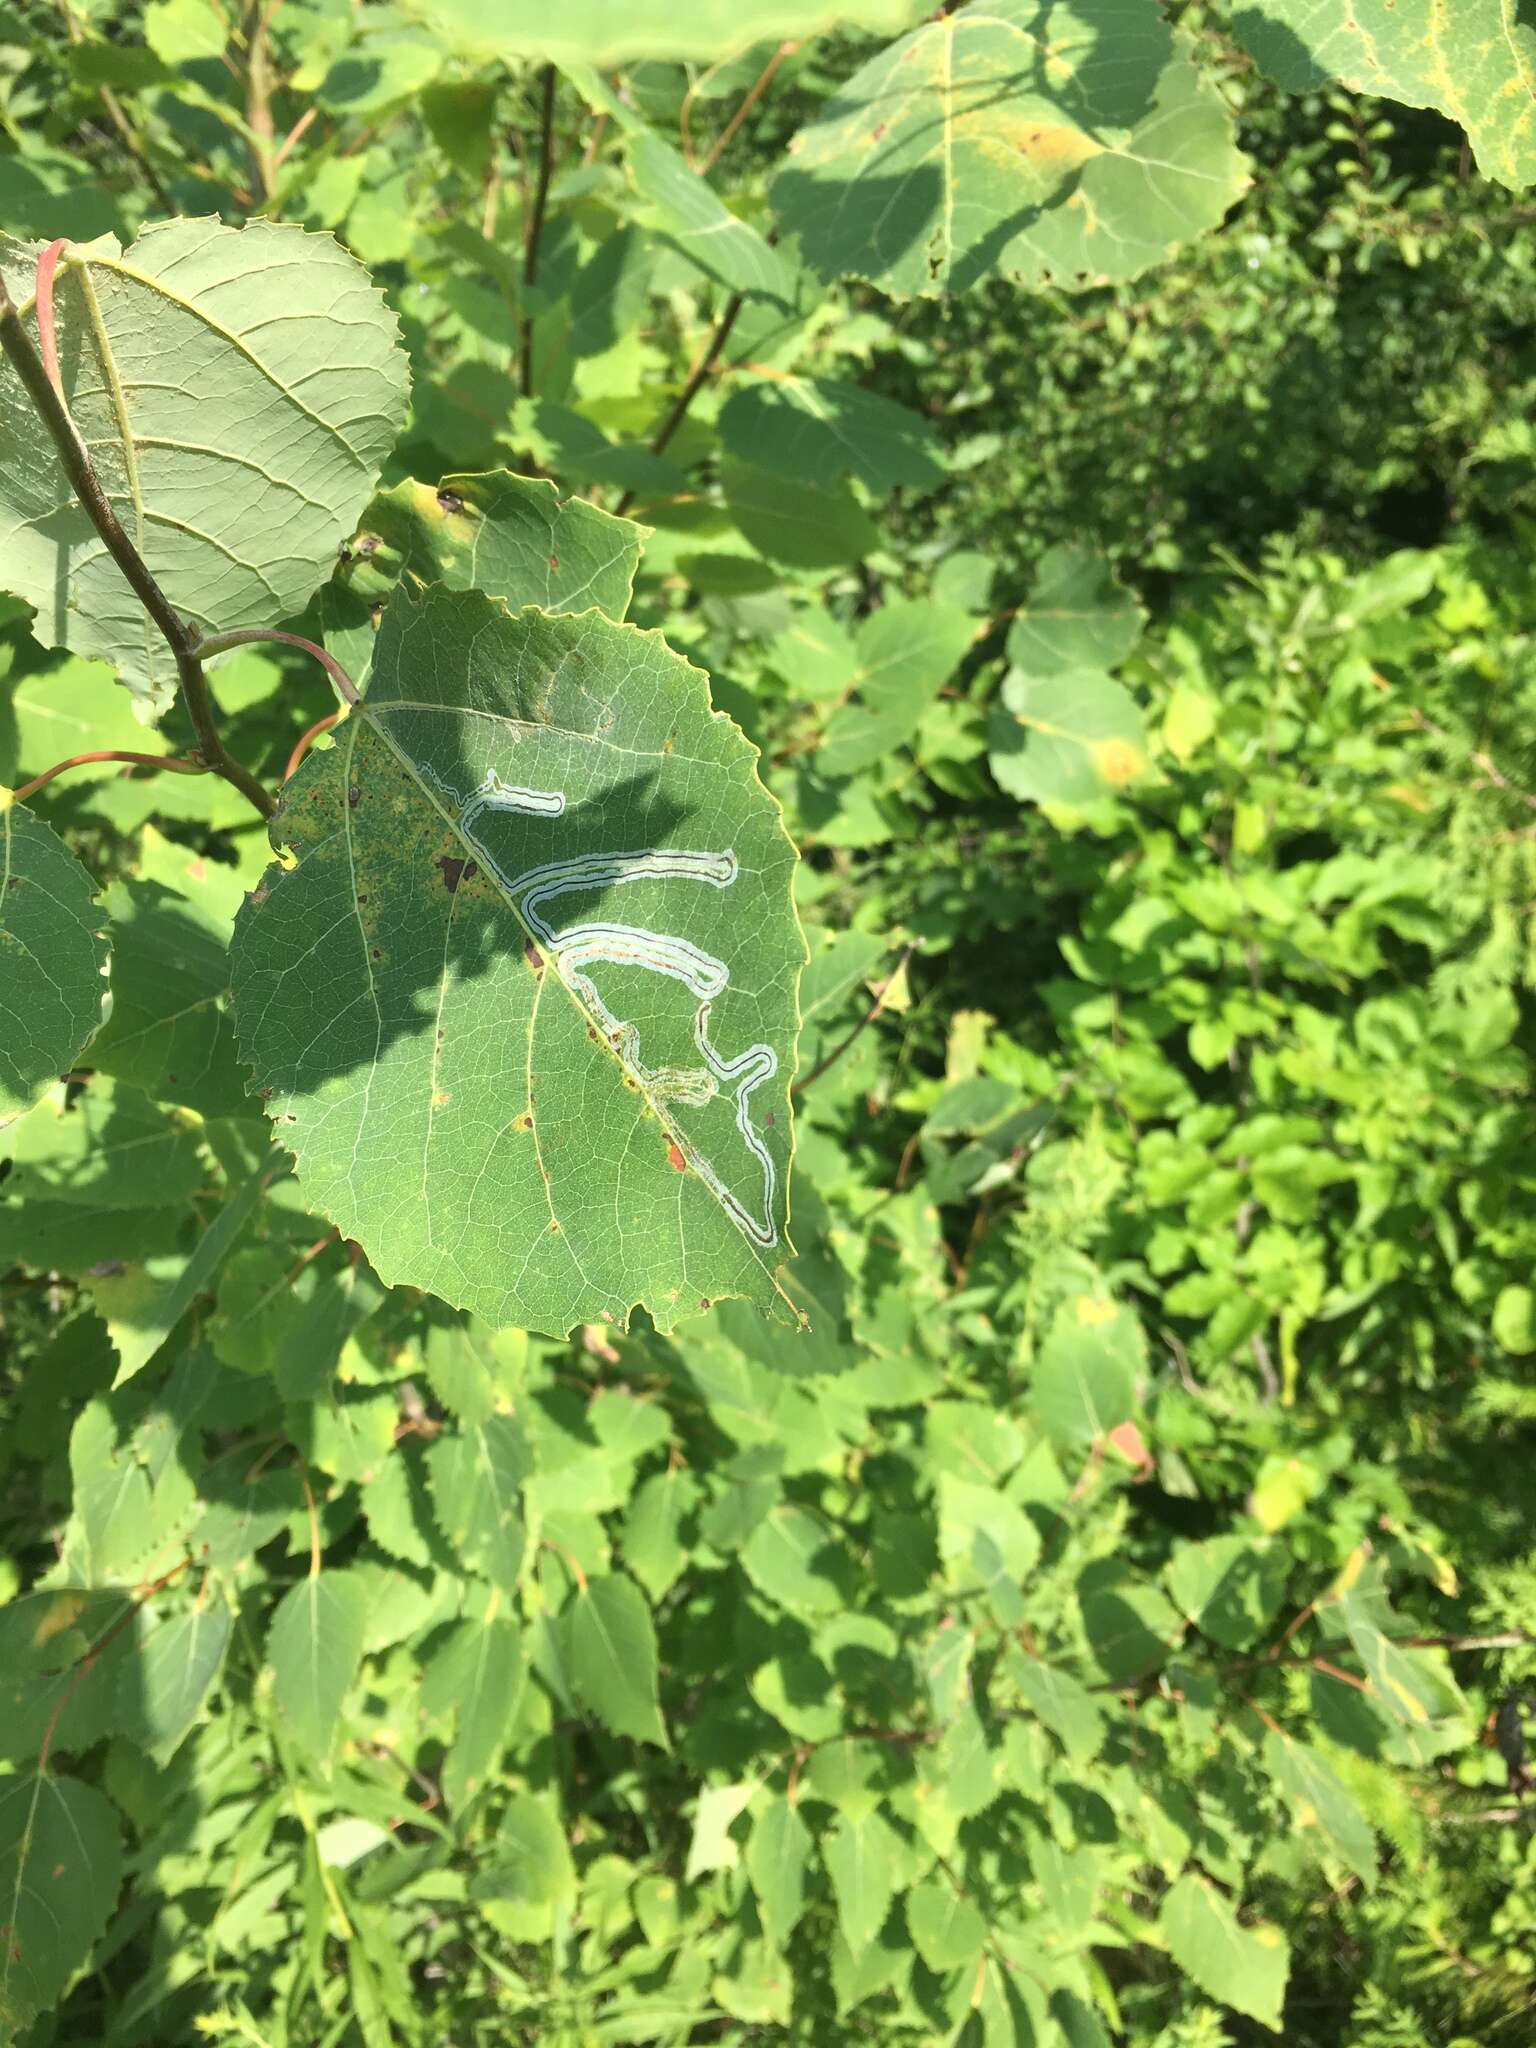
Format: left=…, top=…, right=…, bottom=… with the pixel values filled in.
left=437, top=488, right=465, bottom=514
left=698, top=1297, right=710, bottom=1311
left=667, top=1140, right=687, bottom=1172
left=524, top=940, right=543, bottom=971
left=347, top=785, right=361, bottom=807
left=437, top=855, right=467, bottom=893
left=549, top=553, right=559, bottom=570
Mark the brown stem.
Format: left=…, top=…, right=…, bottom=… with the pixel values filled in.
left=272, top=105, right=318, bottom=174
left=0, top=273, right=276, bottom=820
left=11, top=750, right=208, bottom=804
left=242, top=0, right=277, bottom=205
left=285, top=710, right=343, bottom=781
left=793, top=941, right=915, bottom=1096
left=519, top=63, right=558, bottom=396
left=615, top=291, right=745, bottom=516
left=198, top=627, right=360, bottom=707
left=703, top=41, right=797, bottom=174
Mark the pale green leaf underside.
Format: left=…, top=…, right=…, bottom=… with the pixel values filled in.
left=409, top=0, right=919, bottom=66
left=0, top=218, right=408, bottom=714
left=773, top=0, right=1250, bottom=298
left=231, top=586, right=806, bottom=1338
left=0, top=801, right=108, bottom=1126
left=1232, top=0, right=1536, bottom=189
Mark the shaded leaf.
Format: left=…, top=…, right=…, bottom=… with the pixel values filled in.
left=1263, top=1729, right=1377, bottom=1888
left=819, top=601, right=975, bottom=778
left=0, top=1773, right=123, bottom=2035
left=1008, top=544, right=1145, bottom=676
left=0, top=802, right=107, bottom=1128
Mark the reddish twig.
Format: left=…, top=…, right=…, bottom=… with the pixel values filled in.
left=284, top=710, right=343, bottom=781
left=11, top=750, right=207, bottom=803
left=34, top=239, right=66, bottom=393
left=793, top=942, right=915, bottom=1096
left=703, top=41, right=797, bottom=173
left=197, top=627, right=360, bottom=707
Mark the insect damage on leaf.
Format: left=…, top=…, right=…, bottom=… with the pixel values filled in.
left=231, top=585, right=807, bottom=1338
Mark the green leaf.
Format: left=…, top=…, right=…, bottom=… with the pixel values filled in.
left=1232, top=0, right=1536, bottom=189
left=742, top=1504, right=852, bottom=1617
left=266, top=1569, right=370, bottom=1761
left=0, top=801, right=108, bottom=1127
left=1166, top=1537, right=1289, bottom=1651
left=627, top=135, right=797, bottom=304
left=905, top=1878, right=986, bottom=1974
left=89, top=1154, right=271, bottom=1387
left=1008, top=1652, right=1105, bottom=1765
left=439, top=1614, right=526, bottom=1812
left=745, top=1795, right=812, bottom=1948
left=324, top=469, right=643, bottom=691
left=1339, top=1599, right=1465, bottom=1728
left=1030, top=1292, right=1141, bottom=1449
left=1008, top=545, right=1145, bottom=676
left=822, top=1808, right=900, bottom=1957
left=3, top=1076, right=201, bottom=1209
left=89, top=878, right=249, bottom=1117
left=719, top=378, right=944, bottom=492
left=623, top=1467, right=697, bottom=1601
left=231, top=586, right=805, bottom=1338
left=990, top=671, right=1149, bottom=808
left=427, top=1418, right=533, bottom=1593
left=1078, top=1563, right=1184, bottom=1683
left=1159, top=1873, right=1290, bottom=2032
left=0, top=1773, right=123, bottom=2035
left=0, top=222, right=408, bottom=715
left=118, top=1605, right=232, bottom=1764
left=472, top=1792, right=575, bottom=1909
left=419, top=1316, right=527, bottom=1424
left=1263, top=1730, right=1376, bottom=1889
left=772, top=0, right=1248, bottom=298
left=565, top=1572, right=668, bottom=1748
left=411, top=0, right=918, bottom=66
left=818, top=601, right=975, bottom=779
left=686, top=1781, right=755, bottom=1880
left=723, top=462, right=880, bottom=568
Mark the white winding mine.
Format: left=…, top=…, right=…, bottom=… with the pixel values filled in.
left=444, top=768, right=780, bottom=1249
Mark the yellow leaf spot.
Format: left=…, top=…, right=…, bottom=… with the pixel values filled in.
left=33, top=1592, right=87, bottom=1645
left=1089, top=737, right=1146, bottom=787
left=1075, top=1295, right=1116, bottom=1328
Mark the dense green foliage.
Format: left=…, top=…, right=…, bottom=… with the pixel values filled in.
left=1, top=3, right=1534, bottom=2044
